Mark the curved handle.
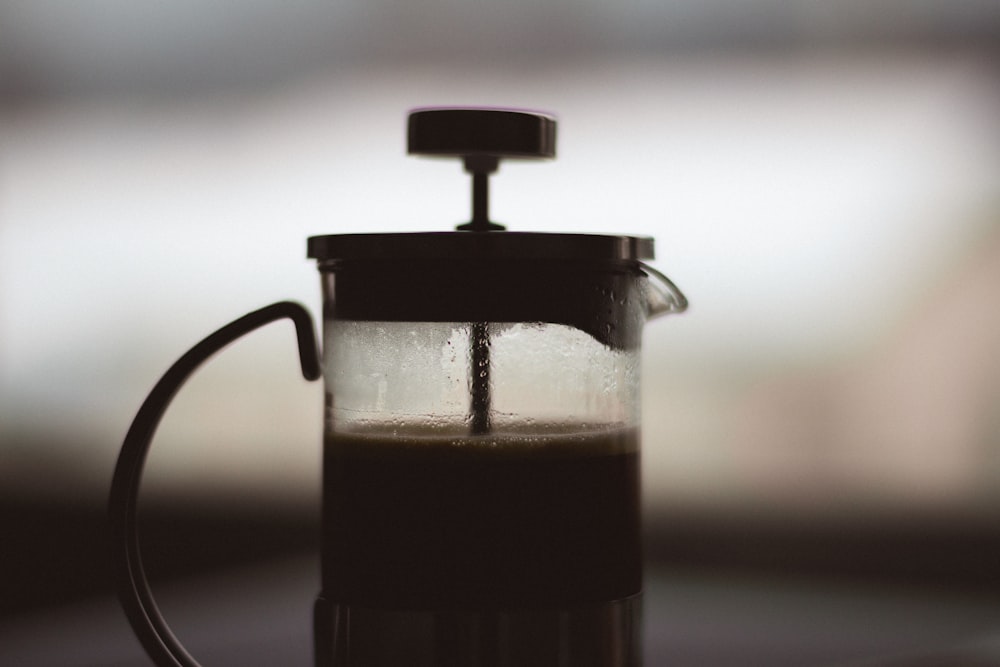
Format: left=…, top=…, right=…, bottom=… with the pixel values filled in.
left=109, top=301, right=321, bottom=667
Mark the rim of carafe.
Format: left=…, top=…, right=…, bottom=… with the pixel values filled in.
left=307, top=231, right=655, bottom=262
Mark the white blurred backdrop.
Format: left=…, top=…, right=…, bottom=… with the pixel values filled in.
left=2, top=0, right=999, bottom=519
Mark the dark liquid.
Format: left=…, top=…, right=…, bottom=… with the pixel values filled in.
left=316, top=427, right=642, bottom=666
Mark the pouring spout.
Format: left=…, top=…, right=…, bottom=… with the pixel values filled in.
left=641, top=263, right=689, bottom=319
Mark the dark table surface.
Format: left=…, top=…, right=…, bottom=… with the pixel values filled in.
left=2, top=555, right=999, bottom=667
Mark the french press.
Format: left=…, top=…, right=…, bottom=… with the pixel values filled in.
left=110, top=107, right=687, bottom=666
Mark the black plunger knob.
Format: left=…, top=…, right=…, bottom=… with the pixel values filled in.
left=407, top=108, right=556, bottom=159
left=407, top=108, right=557, bottom=231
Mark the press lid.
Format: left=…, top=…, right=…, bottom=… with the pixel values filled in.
left=307, top=232, right=654, bottom=263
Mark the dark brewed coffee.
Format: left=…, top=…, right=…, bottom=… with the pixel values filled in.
left=316, top=426, right=642, bottom=666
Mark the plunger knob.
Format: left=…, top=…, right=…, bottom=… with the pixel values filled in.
left=407, top=108, right=557, bottom=231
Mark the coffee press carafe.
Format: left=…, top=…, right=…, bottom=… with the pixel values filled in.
left=111, top=108, right=687, bottom=667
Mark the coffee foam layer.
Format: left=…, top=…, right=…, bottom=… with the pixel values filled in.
left=326, top=423, right=639, bottom=459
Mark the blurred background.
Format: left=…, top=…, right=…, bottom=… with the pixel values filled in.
left=2, top=1, right=1000, bottom=664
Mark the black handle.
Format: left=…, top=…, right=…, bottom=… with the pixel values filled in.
left=109, top=301, right=321, bottom=667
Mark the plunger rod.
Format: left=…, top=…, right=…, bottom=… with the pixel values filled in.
left=461, top=155, right=499, bottom=434
left=470, top=322, right=492, bottom=435
left=471, top=171, right=489, bottom=230
left=458, top=155, right=503, bottom=232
